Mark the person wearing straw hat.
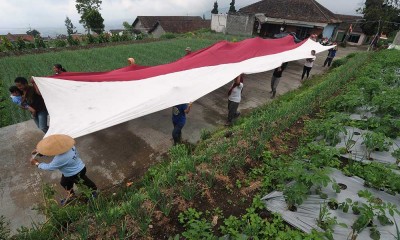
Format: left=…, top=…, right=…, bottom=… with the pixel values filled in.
left=30, top=134, right=97, bottom=204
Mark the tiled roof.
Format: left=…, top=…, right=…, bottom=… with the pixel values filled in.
left=0, top=33, right=35, bottom=42
left=239, top=0, right=341, bottom=24
left=133, top=16, right=204, bottom=30
left=335, top=14, right=364, bottom=33
left=149, top=19, right=210, bottom=34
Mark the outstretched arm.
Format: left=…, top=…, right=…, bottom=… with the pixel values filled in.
left=184, top=102, right=193, bottom=114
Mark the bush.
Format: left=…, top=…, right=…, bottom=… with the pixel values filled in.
left=160, top=33, right=177, bottom=39
left=1, top=36, right=14, bottom=50
left=0, top=216, right=10, bottom=240
left=26, top=42, right=36, bottom=49
left=16, top=37, right=26, bottom=50
left=120, top=32, right=132, bottom=41
left=135, top=33, right=147, bottom=40
left=98, top=33, right=110, bottom=43
left=34, top=36, right=46, bottom=48
left=346, top=52, right=357, bottom=59
left=331, top=58, right=347, bottom=69
left=86, top=34, right=97, bottom=44
left=54, top=39, right=67, bottom=48
left=111, top=34, right=120, bottom=42
left=67, top=35, right=80, bottom=46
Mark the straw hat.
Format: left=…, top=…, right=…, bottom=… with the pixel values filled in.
left=36, top=134, right=75, bottom=156
left=127, top=58, right=135, bottom=65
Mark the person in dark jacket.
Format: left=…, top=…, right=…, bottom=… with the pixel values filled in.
left=14, top=77, right=49, bottom=133
left=270, top=62, right=288, bottom=99
left=172, top=102, right=192, bottom=145
left=323, top=44, right=338, bottom=67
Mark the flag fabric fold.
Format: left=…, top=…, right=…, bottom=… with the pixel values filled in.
left=33, top=36, right=334, bottom=138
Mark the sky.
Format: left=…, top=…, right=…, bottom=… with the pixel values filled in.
left=0, top=0, right=365, bottom=36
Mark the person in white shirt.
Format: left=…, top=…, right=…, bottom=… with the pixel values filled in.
left=225, top=74, right=244, bottom=126
left=301, top=50, right=316, bottom=81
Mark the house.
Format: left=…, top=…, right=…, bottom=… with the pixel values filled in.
left=132, top=16, right=210, bottom=37
left=235, top=0, right=341, bottom=39
left=0, top=33, right=35, bottom=43
left=69, top=33, right=85, bottom=41
left=333, top=14, right=367, bottom=45
left=148, top=19, right=210, bottom=38
left=109, top=29, right=125, bottom=36
left=70, top=33, right=98, bottom=41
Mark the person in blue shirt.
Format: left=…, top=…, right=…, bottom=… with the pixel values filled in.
left=30, top=134, right=97, bottom=204
left=172, top=102, right=192, bottom=145
left=9, top=85, right=36, bottom=115
left=323, top=43, right=338, bottom=67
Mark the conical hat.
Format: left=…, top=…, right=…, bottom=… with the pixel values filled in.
left=36, top=134, right=75, bottom=156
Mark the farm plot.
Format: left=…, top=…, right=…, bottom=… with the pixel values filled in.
left=275, top=49, right=400, bottom=238
left=264, top=169, right=400, bottom=240
left=8, top=48, right=369, bottom=239
left=7, top=49, right=399, bottom=239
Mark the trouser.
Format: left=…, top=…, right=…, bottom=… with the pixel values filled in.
left=60, top=167, right=97, bottom=194
left=302, top=66, right=312, bottom=79
left=324, top=57, right=333, bottom=67
left=172, top=122, right=185, bottom=145
left=227, top=100, right=239, bottom=123
left=33, top=110, right=49, bottom=133
left=271, top=76, right=281, bottom=95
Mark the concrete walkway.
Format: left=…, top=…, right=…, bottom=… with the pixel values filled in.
left=0, top=45, right=364, bottom=233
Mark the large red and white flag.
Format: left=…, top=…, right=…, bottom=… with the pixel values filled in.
left=33, top=36, right=334, bottom=138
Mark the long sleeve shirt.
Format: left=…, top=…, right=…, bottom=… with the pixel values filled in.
left=38, top=146, right=85, bottom=177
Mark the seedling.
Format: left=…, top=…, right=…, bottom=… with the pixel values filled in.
left=348, top=190, right=398, bottom=240
left=328, top=198, right=338, bottom=210
left=362, top=132, right=392, bottom=159
left=345, top=130, right=357, bottom=153
left=392, top=148, right=400, bottom=164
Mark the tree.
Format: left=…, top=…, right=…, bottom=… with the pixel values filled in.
left=75, top=0, right=103, bottom=33
left=26, top=29, right=40, bottom=37
left=228, top=0, right=236, bottom=13
left=85, top=9, right=104, bottom=34
left=123, top=21, right=133, bottom=33
left=16, top=37, right=26, bottom=50
left=211, top=1, right=218, bottom=14
left=34, top=36, right=46, bottom=48
left=65, top=16, right=77, bottom=35
left=358, top=0, right=400, bottom=35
